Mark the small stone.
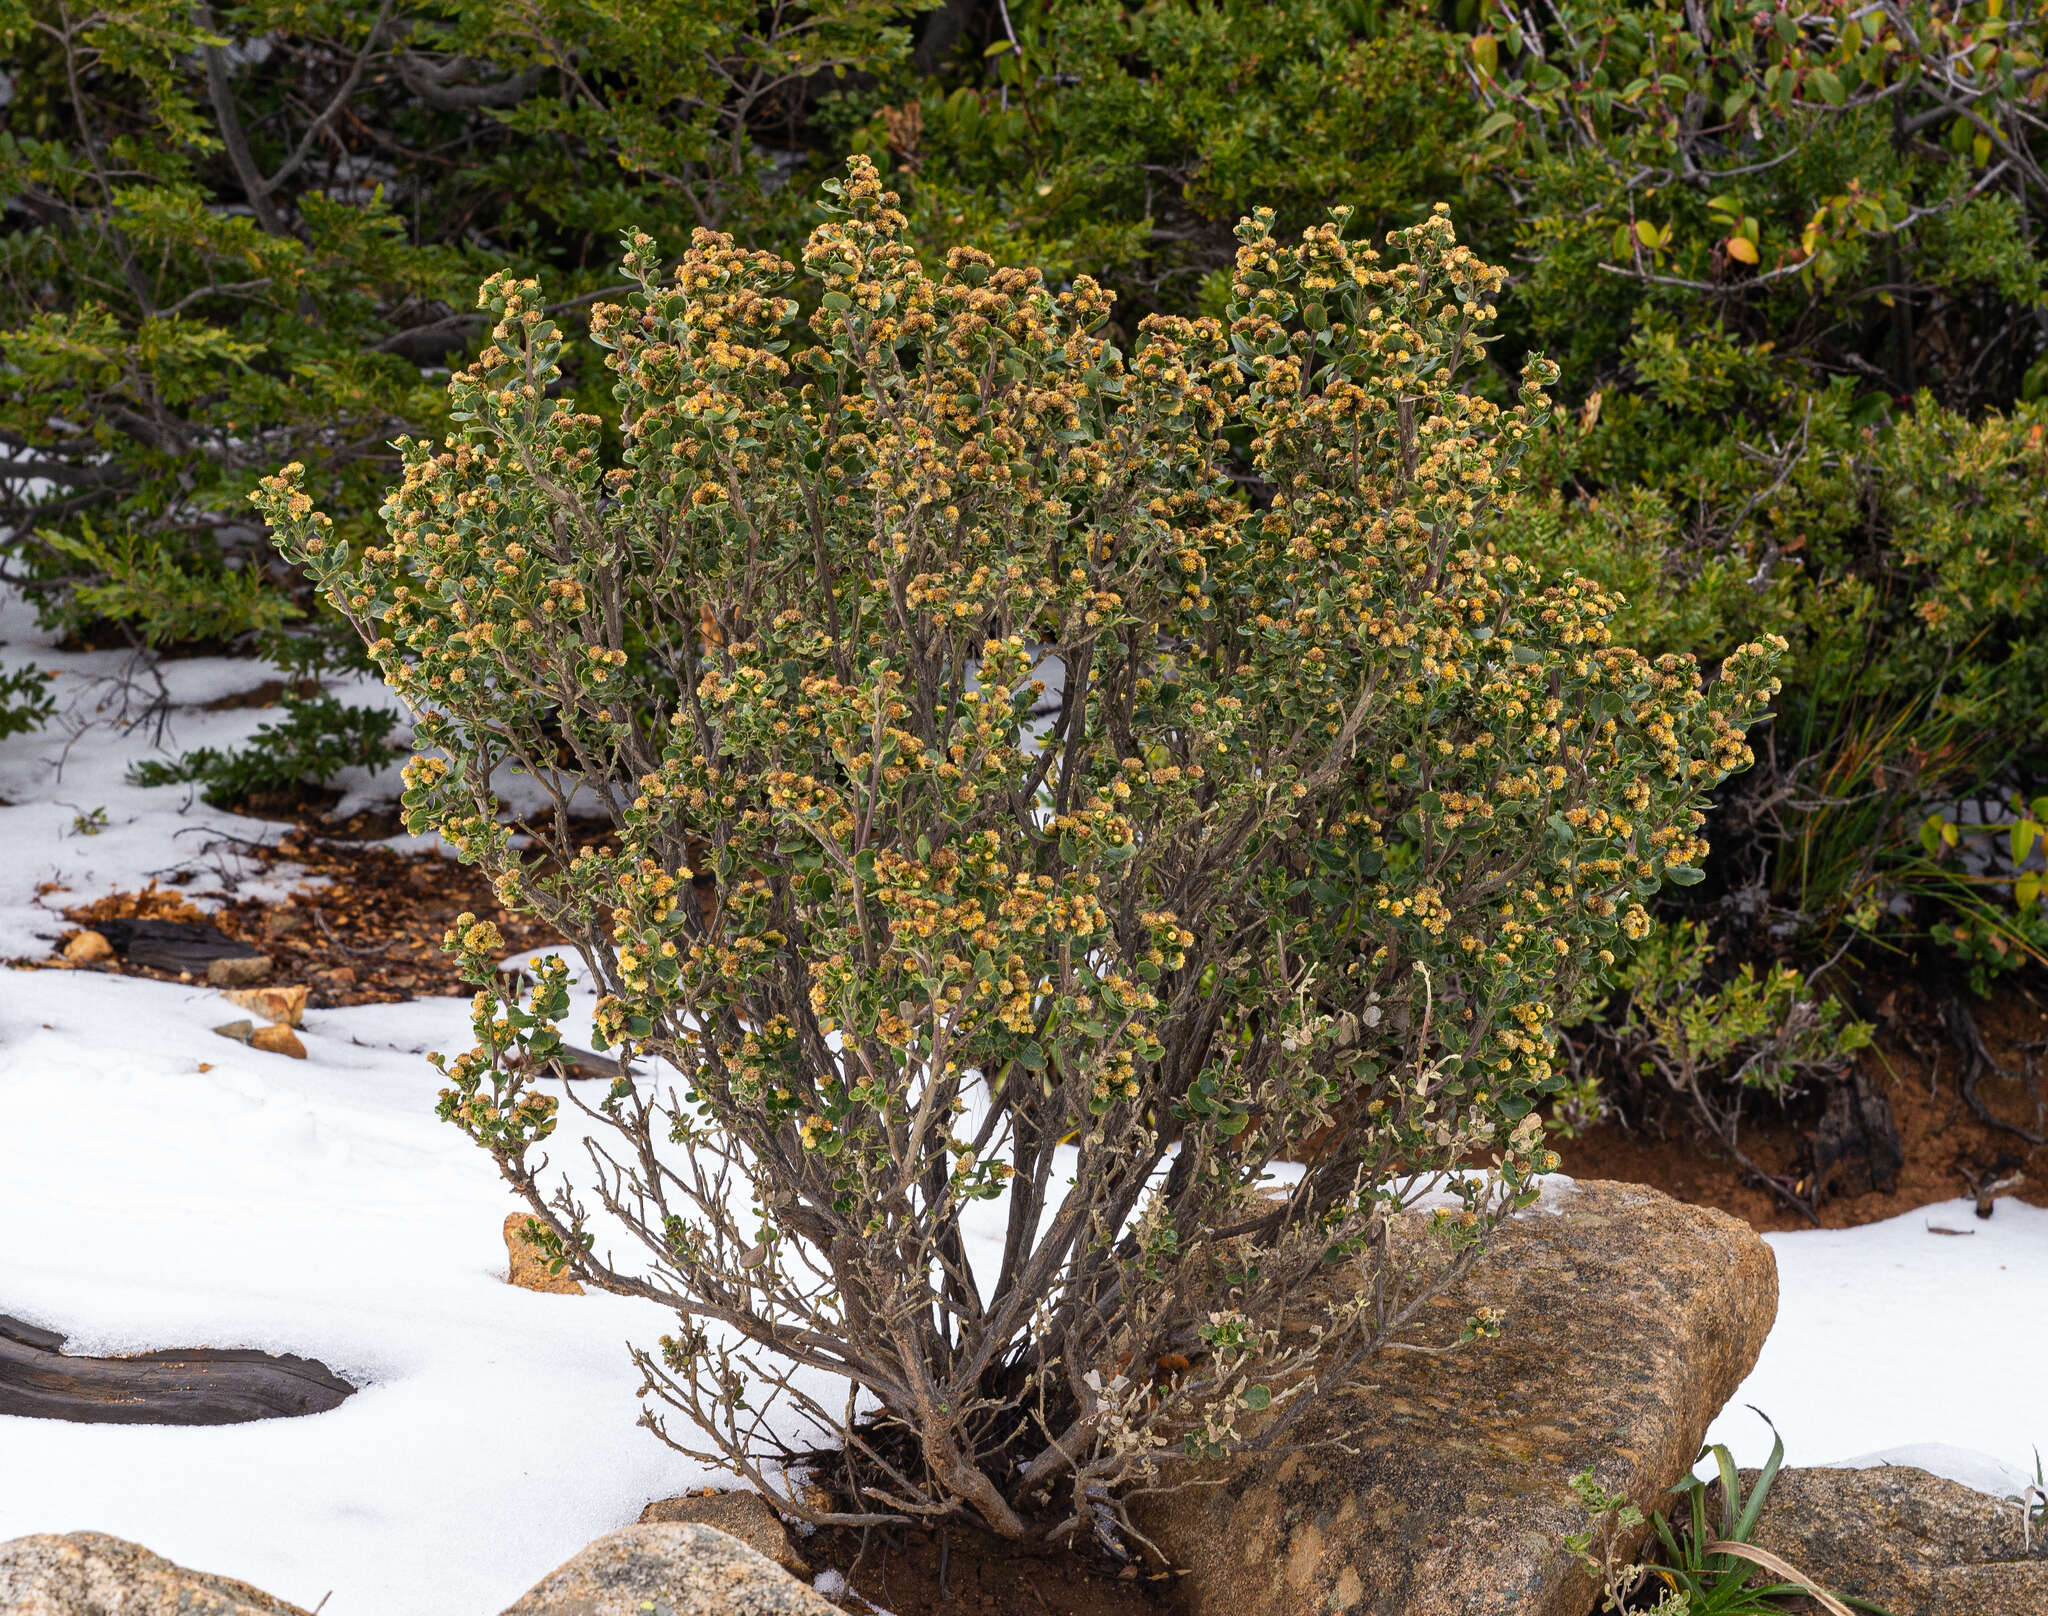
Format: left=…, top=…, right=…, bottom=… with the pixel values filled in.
left=505, top=1211, right=584, bottom=1295
left=638, top=1493, right=807, bottom=1578
left=212, top=1020, right=256, bottom=1045
left=207, top=953, right=273, bottom=987
left=223, top=984, right=309, bottom=1028
left=249, top=1024, right=307, bottom=1059
left=62, top=930, right=112, bottom=964
left=496, top=1523, right=837, bottom=1616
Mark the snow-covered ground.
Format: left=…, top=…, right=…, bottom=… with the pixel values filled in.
left=0, top=595, right=714, bottom=1613
left=0, top=974, right=712, bottom=1615
left=1705, top=1198, right=2047, bottom=1496
left=2, top=589, right=2043, bottom=1613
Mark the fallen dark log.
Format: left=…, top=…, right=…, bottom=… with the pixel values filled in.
left=0, top=1313, right=356, bottom=1425
left=93, top=917, right=265, bottom=975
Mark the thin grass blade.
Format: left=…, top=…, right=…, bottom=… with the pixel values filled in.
left=1700, top=1540, right=1859, bottom=1616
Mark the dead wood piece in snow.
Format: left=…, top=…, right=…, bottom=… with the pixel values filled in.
left=0, top=1313, right=356, bottom=1425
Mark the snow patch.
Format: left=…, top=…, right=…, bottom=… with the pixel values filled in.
left=0, top=972, right=711, bottom=1615
left=1822, top=1442, right=2036, bottom=1500
left=1704, top=1197, right=2048, bottom=1493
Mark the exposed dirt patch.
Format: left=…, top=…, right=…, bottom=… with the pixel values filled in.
left=807, top=1525, right=1173, bottom=1616
left=34, top=817, right=561, bottom=1007
left=205, top=828, right=561, bottom=1006
left=1553, top=972, right=2048, bottom=1233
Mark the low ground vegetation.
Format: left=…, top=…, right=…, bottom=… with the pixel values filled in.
left=1571, top=1415, right=1877, bottom=1616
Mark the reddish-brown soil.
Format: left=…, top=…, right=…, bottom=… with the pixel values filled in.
left=808, top=1526, right=1172, bottom=1616
left=1553, top=973, right=2048, bottom=1233
left=197, top=676, right=324, bottom=711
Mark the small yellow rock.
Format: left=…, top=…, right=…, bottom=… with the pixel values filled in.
left=505, top=1212, right=584, bottom=1295
left=249, top=1023, right=307, bottom=1059
left=63, top=930, right=112, bottom=964
left=223, top=984, right=309, bottom=1027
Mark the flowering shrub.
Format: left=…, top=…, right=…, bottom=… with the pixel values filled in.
left=255, top=158, right=1781, bottom=1543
